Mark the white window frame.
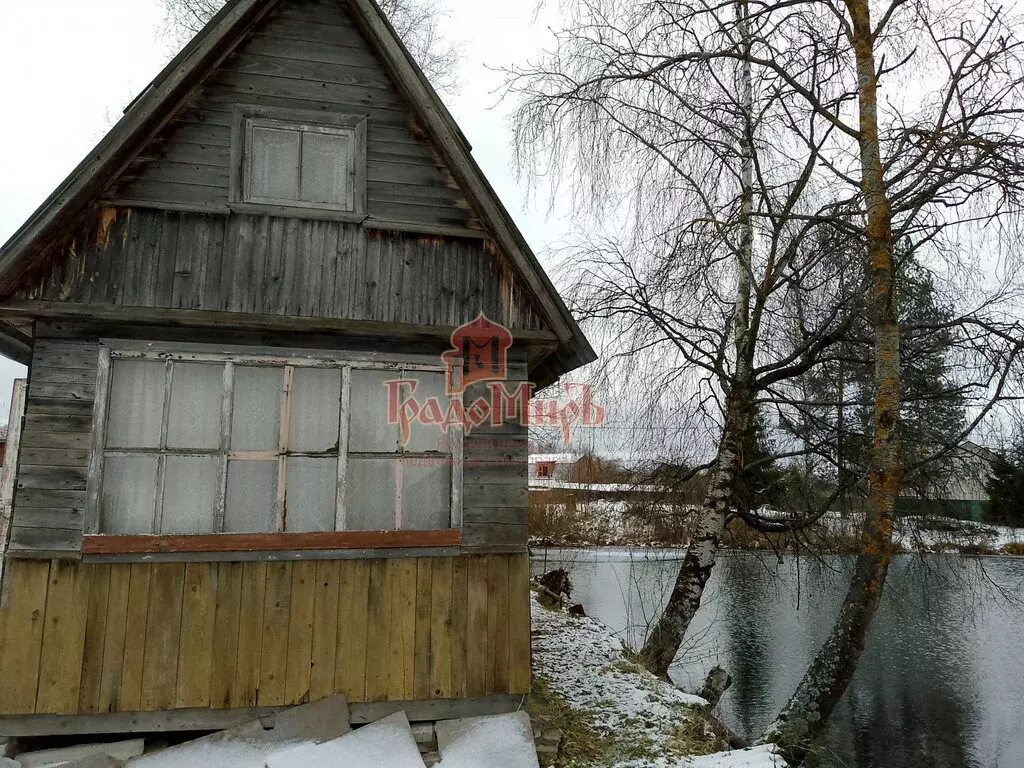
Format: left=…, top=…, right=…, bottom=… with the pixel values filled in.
left=85, top=344, right=463, bottom=537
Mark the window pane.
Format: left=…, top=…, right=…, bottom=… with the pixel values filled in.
left=232, top=366, right=283, bottom=450
left=345, top=457, right=396, bottom=530
left=401, top=460, right=451, bottom=530
left=106, top=360, right=165, bottom=448
left=404, top=372, right=452, bottom=454
left=225, top=460, right=277, bottom=533
left=101, top=455, right=158, bottom=533
left=349, top=370, right=400, bottom=453
left=300, top=131, right=350, bottom=206
left=250, top=125, right=300, bottom=201
left=167, top=363, right=222, bottom=450
left=290, top=367, right=341, bottom=452
left=160, top=456, right=219, bottom=534
left=285, top=457, right=336, bottom=532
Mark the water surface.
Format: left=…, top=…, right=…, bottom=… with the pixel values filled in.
left=531, top=549, right=1024, bottom=768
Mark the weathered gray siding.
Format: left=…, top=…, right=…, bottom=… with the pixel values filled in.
left=20, top=208, right=547, bottom=331
left=106, top=0, right=479, bottom=231
left=460, top=371, right=529, bottom=552
left=8, top=329, right=529, bottom=557
left=7, top=335, right=97, bottom=556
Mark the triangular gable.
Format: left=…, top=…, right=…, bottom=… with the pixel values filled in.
left=0, top=0, right=596, bottom=380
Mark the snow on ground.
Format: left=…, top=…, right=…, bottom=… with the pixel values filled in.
left=531, top=595, right=786, bottom=768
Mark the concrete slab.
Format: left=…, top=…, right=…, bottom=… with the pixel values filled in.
left=262, top=696, right=351, bottom=743
left=17, top=738, right=144, bottom=767
left=267, top=712, right=425, bottom=768
left=435, top=712, right=539, bottom=768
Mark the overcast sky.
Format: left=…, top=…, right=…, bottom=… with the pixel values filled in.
left=0, top=0, right=575, bottom=421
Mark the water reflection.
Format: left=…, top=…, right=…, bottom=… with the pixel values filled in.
left=531, top=550, right=1024, bottom=768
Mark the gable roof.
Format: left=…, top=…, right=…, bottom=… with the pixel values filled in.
left=0, top=0, right=596, bottom=383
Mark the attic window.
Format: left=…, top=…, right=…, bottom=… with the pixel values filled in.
left=232, top=106, right=366, bottom=214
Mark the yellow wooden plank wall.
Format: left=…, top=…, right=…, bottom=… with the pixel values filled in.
left=0, top=554, right=530, bottom=716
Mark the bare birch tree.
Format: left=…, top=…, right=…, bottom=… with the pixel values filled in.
left=506, top=0, right=1024, bottom=758
left=161, top=0, right=460, bottom=91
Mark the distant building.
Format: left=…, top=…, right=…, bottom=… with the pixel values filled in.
left=897, top=440, right=997, bottom=522
left=529, top=452, right=580, bottom=489
left=0, top=424, right=7, bottom=468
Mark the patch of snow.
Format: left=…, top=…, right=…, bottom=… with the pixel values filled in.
left=685, top=745, right=787, bottom=767
left=533, top=594, right=783, bottom=767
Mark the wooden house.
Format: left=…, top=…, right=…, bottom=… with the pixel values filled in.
left=0, top=0, right=594, bottom=737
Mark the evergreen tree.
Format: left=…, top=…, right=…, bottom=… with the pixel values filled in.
left=735, top=414, right=788, bottom=512
left=786, top=248, right=966, bottom=499
left=986, top=434, right=1024, bottom=527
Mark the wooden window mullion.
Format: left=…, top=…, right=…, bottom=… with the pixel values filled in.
left=153, top=360, right=174, bottom=534
left=275, top=365, right=294, bottom=532
left=335, top=365, right=351, bottom=532
left=214, top=362, right=234, bottom=533
left=451, top=391, right=464, bottom=530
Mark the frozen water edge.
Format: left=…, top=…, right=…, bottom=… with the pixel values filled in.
left=531, top=594, right=786, bottom=767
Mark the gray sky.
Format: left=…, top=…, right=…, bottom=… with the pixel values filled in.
left=0, top=0, right=575, bottom=420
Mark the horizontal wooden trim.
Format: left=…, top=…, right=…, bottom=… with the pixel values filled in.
left=0, top=301, right=559, bottom=349
left=0, top=695, right=524, bottom=737
left=364, top=217, right=489, bottom=240
left=83, top=546, right=462, bottom=563
left=82, top=529, right=462, bottom=554
left=227, top=201, right=368, bottom=222
left=97, top=200, right=490, bottom=239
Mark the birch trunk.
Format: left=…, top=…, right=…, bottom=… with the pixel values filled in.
left=761, top=1, right=901, bottom=761
left=639, top=383, right=753, bottom=677
left=639, top=0, right=757, bottom=678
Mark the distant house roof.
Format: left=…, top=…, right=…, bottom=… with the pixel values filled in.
left=528, top=453, right=579, bottom=465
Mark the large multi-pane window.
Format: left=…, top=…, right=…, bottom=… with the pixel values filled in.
left=92, top=350, right=459, bottom=536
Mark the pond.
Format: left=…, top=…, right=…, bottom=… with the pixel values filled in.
left=531, top=549, right=1024, bottom=768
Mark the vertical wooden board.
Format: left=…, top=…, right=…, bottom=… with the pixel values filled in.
left=507, top=554, right=532, bottom=694
left=224, top=216, right=249, bottom=312
left=98, top=563, right=131, bottom=713
left=210, top=561, right=243, bottom=708
left=318, top=223, right=340, bottom=318
left=487, top=555, right=511, bottom=695
left=248, top=215, right=270, bottom=314
left=261, top=218, right=286, bottom=313
left=336, top=558, right=370, bottom=702
left=465, top=555, right=489, bottom=697
left=284, top=561, right=316, bottom=705
left=118, top=563, right=152, bottom=712
left=140, top=563, right=186, bottom=711
left=429, top=557, right=453, bottom=699
left=36, top=561, right=91, bottom=714
left=450, top=556, right=469, bottom=698
left=170, top=216, right=194, bottom=309
left=277, top=218, right=299, bottom=316
left=78, top=564, right=112, bottom=713
left=257, top=561, right=292, bottom=707
left=231, top=561, right=267, bottom=708
left=176, top=563, right=216, bottom=709
left=309, top=560, right=340, bottom=702
left=0, top=560, right=50, bottom=715
left=413, top=558, right=433, bottom=700
left=153, top=210, right=180, bottom=306
left=363, top=559, right=391, bottom=702
left=387, top=559, right=417, bottom=702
